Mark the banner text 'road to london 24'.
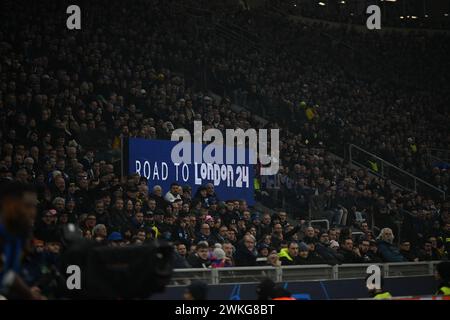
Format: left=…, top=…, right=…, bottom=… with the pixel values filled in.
left=125, top=138, right=255, bottom=205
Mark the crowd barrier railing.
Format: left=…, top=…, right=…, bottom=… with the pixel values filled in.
left=169, top=261, right=440, bottom=286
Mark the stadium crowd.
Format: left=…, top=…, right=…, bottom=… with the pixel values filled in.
left=0, top=0, right=449, bottom=298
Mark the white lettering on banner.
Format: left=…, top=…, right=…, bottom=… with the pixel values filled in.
left=182, top=164, right=189, bottom=181
left=135, top=161, right=141, bottom=176
left=193, top=163, right=244, bottom=187
left=194, top=163, right=201, bottom=185
left=135, top=159, right=248, bottom=188
left=161, top=162, right=168, bottom=180
left=152, top=163, right=159, bottom=180
left=134, top=161, right=170, bottom=181
left=143, top=161, right=151, bottom=179
left=174, top=163, right=180, bottom=180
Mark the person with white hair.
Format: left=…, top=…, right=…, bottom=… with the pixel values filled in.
left=149, top=184, right=166, bottom=209
left=92, top=224, right=108, bottom=242
left=376, top=228, right=407, bottom=262
left=52, top=197, right=66, bottom=213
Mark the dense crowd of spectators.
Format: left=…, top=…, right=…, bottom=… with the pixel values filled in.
left=0, top=0, right=449, bottom=298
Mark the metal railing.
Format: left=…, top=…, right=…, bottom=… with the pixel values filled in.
left=426, top=148, right=450, bottom=165
left=349, top=144, right=446, bottom=200
left=169, top=261, right=440, bottom=286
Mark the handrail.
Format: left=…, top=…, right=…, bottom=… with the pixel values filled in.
left=349, top=144, right=446, bottom=199
left=173, top=261, right=437, bottom=273
left=426, top=148, right=450, bottom=163
left=170, top=261, right=440, bottom=286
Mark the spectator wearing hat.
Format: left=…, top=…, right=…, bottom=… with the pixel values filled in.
left=211, top=247, right=232, bottom=268
left=315, top=231, right=342, bottom=265
left=257, top=243, right=270, bottom=260
left=329, top=240, right=340, bottom=250
left=107, top=231, right=124, bottom=247
left=296, top=241, right=323, bottom=265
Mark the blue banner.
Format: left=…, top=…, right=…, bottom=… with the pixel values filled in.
left=126, top=138, right=255, bottom=205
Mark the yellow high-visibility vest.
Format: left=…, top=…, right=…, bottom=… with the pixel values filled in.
left=305, top=108, right=315, bottom=121
left=368, top=160, right=379, bottom=172
left=437, top=286, right=450, bottom=296
left=374, top=292, right=392, bottom=299
left=254, top=178, right=260, bottom=191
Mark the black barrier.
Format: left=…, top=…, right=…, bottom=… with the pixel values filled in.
left=152, top=276, right=437, bottom=300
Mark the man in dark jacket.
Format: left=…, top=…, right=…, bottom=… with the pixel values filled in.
left=399, top=240, right=419, bottom=262
left=338, top=238, right=364, bottom=263
left=187, top=242, right=211, bottom=268
left=221, top=200, right=240, bottom=227
left=195, top=223, right=214, bottom=245
left=376, top=228, right=407, bottom=262
left=358, top=239, right=383, bottom=263
left=315, top=232, right=343, bottom=265
left=234, top=235, right=257, bottom=266
left=108, top=198, right=131, bottom=233
left=34, top=209, right=60, bottom=242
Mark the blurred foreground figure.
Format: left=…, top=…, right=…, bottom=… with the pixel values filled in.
left=256, top=278, right=295, bottom=300
left=435, top=261, right=450, bottom=296
left=0, top=181, right=42, bottom=299
left=184, top=281, right=208, bottom=300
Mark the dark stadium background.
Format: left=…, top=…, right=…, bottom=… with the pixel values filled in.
left=0, top=0, right=449, bottom=300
